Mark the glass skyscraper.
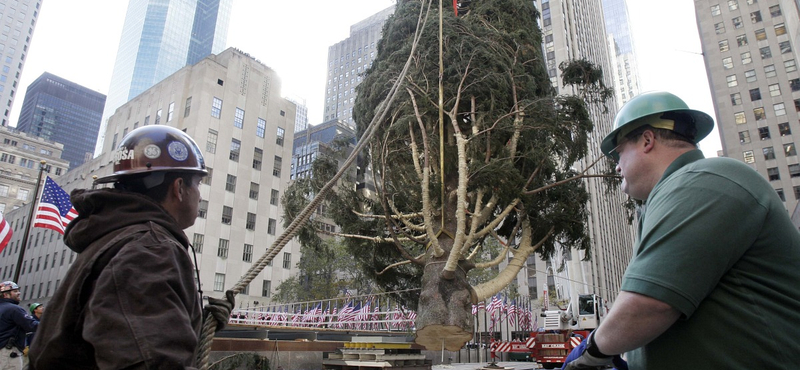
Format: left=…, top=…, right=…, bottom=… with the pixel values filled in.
left=0, top=0, right=42, bottom=127
left=96, top=0, right=232, bottom=155
left=601, top=0, right=641, bottom=107
left=16, top=72, right=106, bottom=168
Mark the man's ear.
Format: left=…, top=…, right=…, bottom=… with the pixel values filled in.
left=171, top=177, right=185, bottom=202
left=642, top=130, right=656, bottom=153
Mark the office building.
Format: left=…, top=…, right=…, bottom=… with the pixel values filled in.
left=0, top=0, right=42, bottom=127
left=602, top=0, right=642, bottom=107
left=694, top=0, right=800, bottom=211
left=286, top=95, right=310, bottom=133
left=96, top=0, right=232, bottom=155
left=323, top=5, right=394, bottom=127
left=526, top=0, right=635, bottom=309
left=16, top=72, right=106, bottom=168
left=0, top=48, right=301, bottom=308
left=0, top=125, right=68, bottom=214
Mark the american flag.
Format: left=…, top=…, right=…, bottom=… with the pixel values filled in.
left=305, top=303, right=323, bottom=325
left=487, top=294, right=503, bottom=316
left=0, top=214, right=11, bottom=253
left=391, top=304, right=404, bottom=329
left=33, top=177, right=77, bottom=235
left=338, top=301, right=358, bottom=323
left=507, top=300, right=518, bottom=327
left=356, top=301, right=372, bottom=329
left=320, top=303, right=331, bottom=324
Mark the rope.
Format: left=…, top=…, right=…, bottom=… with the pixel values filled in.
left=195, top=2, right=435, bottom=368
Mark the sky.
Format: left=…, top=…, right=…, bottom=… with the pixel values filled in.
left=11, top=0, right=722, bottom=158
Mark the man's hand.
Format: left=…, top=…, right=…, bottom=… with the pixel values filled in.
left=204, top=290, right=235, bottom=331
left=562, top=332, right=627, bottom=370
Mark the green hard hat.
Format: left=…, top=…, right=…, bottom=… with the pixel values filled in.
left=601, top=91, right=714, bottom=160
left=30, top=302, right=42, bottom=315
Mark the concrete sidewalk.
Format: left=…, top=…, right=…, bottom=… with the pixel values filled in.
left=433, top=362, right=539, bottom=370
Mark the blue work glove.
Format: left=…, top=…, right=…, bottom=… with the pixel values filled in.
left=562, top=331, right=625, bottom=370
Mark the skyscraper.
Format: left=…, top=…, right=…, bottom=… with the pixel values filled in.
left=16, top=72, right=106, bottom=168
left=602, top=0, right=642, bottom=107
left=95, top=0, right=232, bottom=155
left=694, top=0, right=800, bottom=211
left=0, top=0, right=42, bottom=127
left=323, top=5, right=394, bottom=128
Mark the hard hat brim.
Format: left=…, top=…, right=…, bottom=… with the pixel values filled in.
left=601, top=108, right=714, bottom=160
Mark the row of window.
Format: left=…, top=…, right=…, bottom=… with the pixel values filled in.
left=0, top=183, right=26, bottom=201
left=212, top=273, right=273, bottom=297
left=732, top=97, right=800, bottom=124
left=205, top=130, right=284, bottom=176
left=0, top=152, right=64, bottom=175
left=711, top=1, right=778, bottom=16
left=774, top=186, right=800, bottom=203
left=210, top=97, right=286, bottom=144
left=765, top=164, right=800, bottom=182
left=742, top=143, right=797, bottom=163
left=738, top=121, right=792, bottom=144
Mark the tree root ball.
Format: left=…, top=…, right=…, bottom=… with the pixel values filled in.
left=415, top=324, right=473, bottom=351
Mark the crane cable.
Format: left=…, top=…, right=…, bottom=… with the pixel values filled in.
left=195, top=1, right=435, bottom=368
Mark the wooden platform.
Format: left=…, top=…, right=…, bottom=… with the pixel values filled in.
left=323, top=339, right=432, bottom=370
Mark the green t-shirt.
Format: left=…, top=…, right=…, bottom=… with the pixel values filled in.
left=621, top=150, right=800, bottom=370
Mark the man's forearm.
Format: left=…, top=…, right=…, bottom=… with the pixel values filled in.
left=593, top=291, right=681, bottom=355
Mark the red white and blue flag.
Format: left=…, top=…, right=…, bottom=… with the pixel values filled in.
left=33, top=177, right=77, bottom=235
left=0, top=215, right=11, bottom=253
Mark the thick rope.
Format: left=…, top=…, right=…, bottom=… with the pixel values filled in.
left=195, top=2, right=434, bottom=368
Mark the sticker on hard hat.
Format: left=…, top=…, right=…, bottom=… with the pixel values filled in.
left=112, top=148, right=135, bottom=164
left=143, top=144, right=161, bottom=159
left=168, top=141, right=189, bottom=161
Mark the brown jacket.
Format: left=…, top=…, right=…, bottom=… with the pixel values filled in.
left=29, top=189, right=203, bottom=370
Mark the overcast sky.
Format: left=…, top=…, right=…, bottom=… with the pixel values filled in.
left=11, top=0, right=721, bottom=157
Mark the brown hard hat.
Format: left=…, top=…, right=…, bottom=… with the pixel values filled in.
left=95, top=125, right=208, bottom=184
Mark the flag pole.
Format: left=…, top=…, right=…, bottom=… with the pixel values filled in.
left=13, top=160, right=47, bottom=282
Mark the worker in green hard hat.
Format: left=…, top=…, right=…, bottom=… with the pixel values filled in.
left=563, top=91, right=800, bottom=370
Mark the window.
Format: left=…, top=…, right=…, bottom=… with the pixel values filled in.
left=256, top=118, right=266, bottom=138
left=198, top=200, right=208, bottom=218
left=719, top=40, right=729, bottom=52
left=225, top=174, right=236, bottom=192
left=184, top=97, right=192, bottom=117
left=754, top=107, right=766, bottom=120
left=282, top=252, right=291, bottom=269
left=732, top=17, right=743, bottom=29
left=739, top=130, right=751, bottom=143
left=206, top=129, right=218, bottom=154
left=214, top=273, right=225, bottom=291
left=229, top=139, right=241, bottom=161
left=249, top=182, right=259, bottom=200
left=768, top=83, right=781, bottom=96
left=776, top=188, right=785, bottom=202
left=741, top=51, right=752, bottom=64
left=791, top=79, right=800, bottom=92
left=155, top=109, right=162, bottom=125
left=735, top=112, right=746, bottom=124
left=222, top=206, right=232, bottom=225
left=167, top=102, right=174, bottom=122
left=268, top=218, right=277, bottom=235
left=774, top=23, right=786, bottom=36
left=745, top=69, right=757, bottom=82
left=276, top=127, right=285, bottom=146
left=750, top=11, right=762, bottom=23
left=768, top=167, right=780, bottom=180
left=16, top=189, right=28, bottom=201
left=731, top=93, right=742, bottom=105
left=234, top=108, right=244, bottom=128
left=795, top=99, right=800, bottom=112
left=790, top=164, right=800, bottom=178
left=778, top=122, right=792, bottom=136
left=723, top=57, right=733, bottom=69
left=774, top=103, right=786, bottom=116
left=784, top=143, right=796, bottom=157
left=192, top=233, right=204, bottom=253
left=715, top=22, right=726, bottom=34
left=759, top=46, right=771, bottom=59
left=759, top=126, right=771, bottom=139
left=202, top=168, right=213, bottom=185
left=262, top=280, right=271, bottom=297
left=270, top=189, right=279, bottom=205
left=764, top=64, right=776, bottom=78
left=795, top=186, right=800, bottom=200
left=736, top=34, right=748, bottom=46
left=755, top=28, right=766, bottom=40
left=0, top=154, right=14, bottom=164
left=779, top=41, right=792, bottom=54
left=727, top=74, right=738, bottom=87
left=246, top=212, right=256, bottom=230
left=763, top=146, right=775, bottom=160
left=750, top=88, right=761, bottom=101
left=211, top=97, right=222, bottom=118
left=253, top=148, right=263, bottom=170
left=217, top=239, right=229, bottom=259
left=243, top=244, right=253, bottom=263
left=273, top=156, right=282, bottom=177
left=711, top=4, right=721, bottom=15
left=769, top=4, right=781, bottom=17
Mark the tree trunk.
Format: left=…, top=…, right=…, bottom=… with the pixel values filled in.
left=414, top=257, right=474, bottom=351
